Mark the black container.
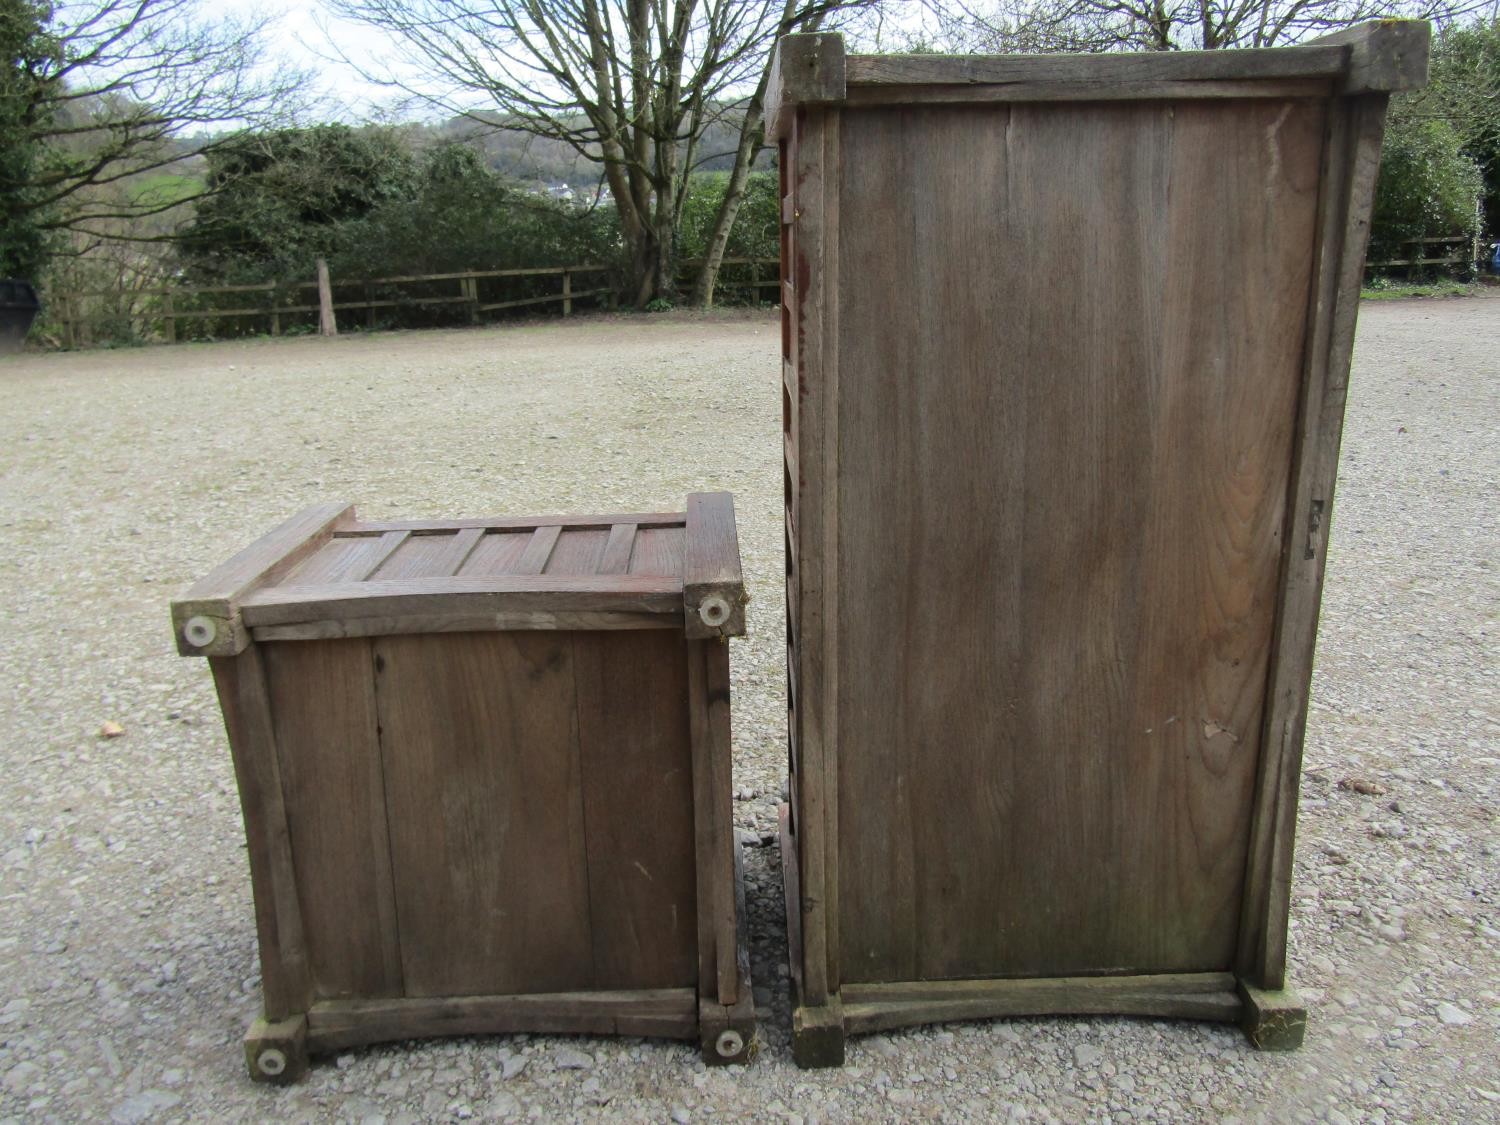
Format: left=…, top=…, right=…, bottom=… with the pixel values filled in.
left=0, top=280, right=41, bottom=354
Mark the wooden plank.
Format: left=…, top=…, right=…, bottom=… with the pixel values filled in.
left=575, top=632, right=698, bottom=989
left=817, top=108, right=843, bottom=1002
left=542, top=528, right=607, bottom=575
left=687, top=639, right=739, bottom=1006
left=173, top=502, right=353, bottom=656
left=628, top=527, right=687, bottom=577
left=209, top=649, right=313, bottom=1019
left=844, top=44, right=1347, bottom=87
left=252, top=611, right=678, bottom=641
left=779, top=802, right=803, bottom=996
left=305, top=989, right=698, bottom=1052
left=278, top=536, right=397, bottom=586
left=597, top=523, right=638, bottom=575
left=1238, top=95, right=1391, bottom=991
left=515, top=524, right=562, bottom=574
left=833, top=98, right=1322, bottom=983
left=475, top=288, right=612, bottom=313
left=349, top=530, right=409, bottom=580
left=369, top=527, right=483, bottom=580
left=239, top=574, right=684, bottom=628
left=842, top=78, right=1333, bottom=106
left=683, top=492, right=747, bottom=639
left=351, top=512, right=685, bottom=533
left=767, top=33, right=848, bottom=141
left=1309, top=20, right=1430, bottom=93
left=788, top=107, right=836, bottom=1006
left=374, top=632, right=594, bottom=996
left=260, top=640, right=402, bottom=999
left=456, top=530, right=534, bottom=576
left=840, top=973, right=1242, bottom=1034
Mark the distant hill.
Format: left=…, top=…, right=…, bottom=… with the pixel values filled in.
left=414, top=108, right=774, bottom=191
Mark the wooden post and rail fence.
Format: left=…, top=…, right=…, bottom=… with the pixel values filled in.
left=43, top=235, right=1481, bottom=349
left=48, top=257, right=784, bottom=349
left=1364, top=232, right=1487, bottom=272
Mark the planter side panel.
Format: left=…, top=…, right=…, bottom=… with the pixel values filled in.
left=833, top=99, right=1326, bottom=983
left=262, top=639, right=403, bottom=999
left=375, top=631, right=595, bottom=997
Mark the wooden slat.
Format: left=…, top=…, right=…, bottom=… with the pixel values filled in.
left=515, top=525, right=562, bottom=574
left=252, top=610, right=678, bottom=641
left=542, top=528, right=607, bottom=575
left=367, top=530, right=472, bottom=580
left=350, top=512, right=685, bottom=533
left=173, top=502, right=353, bottom=655
left=475, top=288, right=611, bottom=313
left=350, top=531, right=409, bottom=581
left=456, top=530, right=533, bottom=576
left=238, top=574, right=684, bottom=628
left=441, top=526, right=485, bottom=575
left=842, top=78, right=1333, bottom=106
left=683, top=492, right=747, bottom=639
left=597, top=523, right=638, bottom=575
left=305, top=989, right=697, bottom=1052
left=375, top=632, right=593, bottom=997
left=687, top=640, right=740, bottom=1007
left=789, top=107, right=837, bottom=1007
left=261, top=640, right=402, bottom=999
left=840, top=973, right=1242, bottom=1034
left=844, top=45, right=1348, bottom=87
left=209, top=649, right=313, bottom=1018
left=575, top=633, right=698, bottom=989
left=1238, top=95, right=1391, bottom=991
left=627, top=527, right=687, bottom=577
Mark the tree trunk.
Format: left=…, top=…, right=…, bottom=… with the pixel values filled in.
left=691, top=97, right=768, bottom=308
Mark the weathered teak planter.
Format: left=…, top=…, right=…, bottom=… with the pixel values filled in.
left=771, top=24, right=1428, bottom=1066
left=172, top=495, right=753, bottom=1081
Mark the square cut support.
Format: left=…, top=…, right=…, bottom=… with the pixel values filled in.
left=174, top=494, right=754, bottom=1079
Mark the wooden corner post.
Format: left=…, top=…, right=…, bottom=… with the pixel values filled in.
left=1236, top=19, right=1428, bottom=1052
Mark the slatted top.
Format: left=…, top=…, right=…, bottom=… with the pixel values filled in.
left=272, top=516, right=690, bottom=586
left=172, top=494, right=745, bottom=656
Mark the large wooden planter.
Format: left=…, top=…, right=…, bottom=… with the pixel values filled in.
left=172, top=494, right=753, bottom=1081
left=771, top=24, right=1427, bottom=1066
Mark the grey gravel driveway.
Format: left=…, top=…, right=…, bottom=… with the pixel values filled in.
left=0, top=300, right=1495, bottom=1122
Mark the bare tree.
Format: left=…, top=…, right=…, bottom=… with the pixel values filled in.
left=4, top=0, right=307, bottom=257
left=927, top=0, right=1479, bottom=53
left=327, top=0, right=876, bottom=306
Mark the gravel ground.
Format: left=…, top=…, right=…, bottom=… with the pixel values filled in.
left=0, top=300, right=1495, bottom=1123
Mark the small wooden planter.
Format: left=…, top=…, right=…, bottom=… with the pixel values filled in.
left=771, top=24, right=1428, bottom=1065
left=172, top=495, right=753, bottom=1081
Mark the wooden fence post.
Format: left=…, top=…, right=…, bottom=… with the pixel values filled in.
left=263, top=282, right=278, bottom=337
left=464, top=275, right=479, bottom=324
left=316, top=259, right=337, bottom=337
left=562, top=270, right=572, bottom=316
left=163, top=291, right=176, bottom=344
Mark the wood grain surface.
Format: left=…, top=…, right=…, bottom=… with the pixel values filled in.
left=574, top=632, right=698, bottom=990
left=832, top=99, right=1324, bottom=983
left=261, top=639, right=403, bottom=999
left=374, top=632, right=594, bottom=997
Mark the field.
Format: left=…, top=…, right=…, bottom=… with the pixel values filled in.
left=0, top=301, right=1495, bottom=1121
